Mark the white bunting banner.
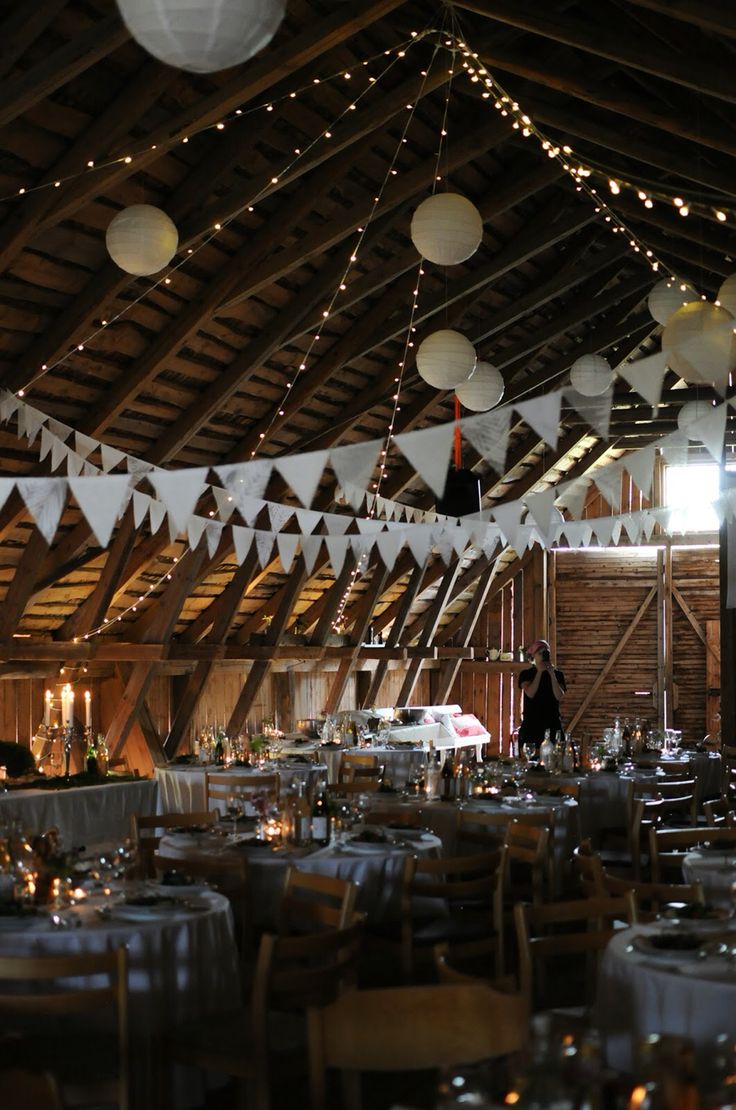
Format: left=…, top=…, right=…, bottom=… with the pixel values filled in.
left=432, top=526, right=456, bottom=566
left=300, top=534, right=323, bottom=576
left=405, top=523, right=433, bottom=567
left=255, top=530, right=274, bottom=570
left=624, top=446, right=656, bottom=499
left=150, top=468, right=208, bottom=536
left=356, top=518, right=384, bottom=535
left=0, top=478, right=14, bottom=517
left=149, top=498, right=167, bottom=536
left=324, top=535, right=350, bottom=578
left=592, top=517, right=616, bottom=547
left=47, top=419, right=71, bottom=443
left=205, top=519, right=224, bottom=559
left=100, top=443, right=126, bottom=473
left=492, top=499, right=525, bottom=552
left=322, top=512, right=351, bottom=536
left=267, top=502, right=293, bottom=534
left=331, top=440, right=382, bottom=495
left=0, top=392, right=19, bottom=423
left=39, top=427, right=54, bottom=463
left=126, top=456, right=154, bottom=481
left=555, top=477, right=589, bottom=521
left=688, top=402, right=728, bottom=462
left=514, top=392, right=562, bottom=449
left=276, top=532, right=299, bottom=575
left=395, top=422, right=455, bottom=498
left=212, top=486, right=235, bottom=522
left=566, top=385, right=613, bottom=441
left=232, top=526, right=254, bottom=565
left=20, top=406, right=46, bottom=445
left=74, top=431, right=99, bottom=460
left=462, top=406, right=511, bottom=474
left=349, top=534, right=375, bottom=561
left=69, top=475, right=130, bottom=548
left=66, top=451, right=84, bottom=477
left=524, top=488, right=558, bottom=540
left=275, top=450, right=327, bottom=508
left=236, top=494, right=265, bottom=528
left=18, top=477, right=67, bottom=544
left=50, top=436, right=68, bottom=472
left=295, top=508, right=323, bottom=534
left=187, top=515, right=207, bottom=552
left=593, top=463, right=623, bottom=514
left=217, top=459, right=273, bottom=501
left=376, top=529, right=404, bottom=570
left=619, top=350, right=667, bottom=406
left=658, top=430, right=689, bottom=468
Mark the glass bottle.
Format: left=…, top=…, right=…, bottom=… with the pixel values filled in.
left=291, top=782, right=312, bottom=847
left=516, top=1014, right=575, bottom=1110
left=311, top=785, right=330, bottom=846
left=441, top=752, right=454, bottom=801
left=539, top=730, right=554, bottom=770
left=86, top=734, right=98, bottom=776
left=214, top=729, right=225, bottom=766
left=96, top=733, right=109, bottom=776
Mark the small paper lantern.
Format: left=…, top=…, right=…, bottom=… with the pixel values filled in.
left=116, top=0, right=286, bottom=73
left=416, top=329, right=476, bottom=389
left=717, top=274, right=736, bottom=317
left=569, top=354, right=613, bottom=397
left=410, top=193, right=483, bottom=266
left=106, top=204, right=179, bottom=276
left=455, top=361, right=504, bottom=411
left=648, top=279, right=696, bottom=325
left=677, top=399, right=714, bottom=439
left=662, top=301, right=736, bottom=391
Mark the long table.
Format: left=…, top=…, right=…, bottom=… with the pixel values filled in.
left=0, top=778, right=158, bottom=848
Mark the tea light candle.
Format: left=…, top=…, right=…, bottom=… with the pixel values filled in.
left=44, top=689, right=52, bottom=727
left=84, top=690, right=91, bottom=729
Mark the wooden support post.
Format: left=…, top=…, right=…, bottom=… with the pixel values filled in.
left=656, top=548, right=666, bottom=730
left=664, top=543, right=674, bottom=723
left=59, top=510, right=137, bottom=641
left=548, top=551, right=557, bottom=659
left=396, top=560, right=462, bottom=707
left=310, top=557, right=357, bottom=647
left=0, top=530, right=49, bottom=640
left=323, top=566, right=390, bottom=714
left=434, top=564, right=497, bottom=704
left=720, top=473, right=736, bottom=761
left=362, top=562, right=427, bottom=707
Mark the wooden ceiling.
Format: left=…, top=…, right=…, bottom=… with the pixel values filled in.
left=0, top=0, right=733, bottom=718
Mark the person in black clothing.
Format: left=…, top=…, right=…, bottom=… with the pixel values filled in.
left=517, top=637, right=566, bottom=753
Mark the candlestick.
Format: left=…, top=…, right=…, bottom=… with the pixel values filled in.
left=84, top=690, right=91, bottom=729
left=44, top=690, right=52, bottom=727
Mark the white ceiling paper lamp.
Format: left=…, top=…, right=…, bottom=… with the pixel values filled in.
left=677, top=398, right=714, bottom=439
left=116, top=0, right=286, bottom=73
left=662, top=300, right=736, bottom=392
left=455, top=361, right=504, bottom=411
left=569, top=353, right=613, bottom=397
left=106, top=204, right=179, bottom=276
left=647, top=278, right=697, bottom=325
left=410, top=193, right=484, bottom=266
left=717, top=273, right=736, bottom=317
left=416, top=329, right=477, bottom=389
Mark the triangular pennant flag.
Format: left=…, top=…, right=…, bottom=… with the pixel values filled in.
left=83, top=460, right=100, bottom=476
left=18, top=477, right=67, bottom=544
left=611, top=519, right=622, bottom=544
left=624, top=446, right=656, bottom=499
left=232, top=526, right=254, bottom=565
left=658, top=430, right=689, bottom=467
left=514, top=392, right=562, bottom=449
left=0, top=392, right=19, bottom=423
left=515, top=524, right=537, bottom=554
left=69, top=475, right=130, bottom=547
left=461, top=406, right=512, bottom=474
left=592, top=517, right=616, bottom=547
left=688, top=402, right=728, bottom=462
left=342, top=481, right=365, bottom=512
left=711, top=497, right=727, bottom=526
left=376, top=530, right=404, bottom=571
left=187, top=515, right=207, bottom=551
left=432, top=526, right=456, bottom=566
left=275, top=451, right=327, bottom=508
left=267, top=502, right=293, bottom=533
left=524, top=488, right=558, bottom=539
left=39, top=426, right=54, bottom=462
left=150, top=468, right=208, bottom=536
left=405, top=523, right=432, bottom=568
left=565, top=385, right=613, bottom=441
left=356, top=518, right=384, bottom=535
left=555, top=477, right=589, bottom=521
left=133, top=491, right=151, bottom=529
left=20, top=406, right=46, bottom=445
left=642, top=512, right=657, bottom=541
left=66, top=451, right=84, bottom=478
left=236, top=494, right=265, bottom=528
left=324, top=535, right=350, bottom=578
left=0, top=478, right=14, bottom=516
left=322, top=512, right=351, bottom=536
left=394, top=423, right=455, bottom=498
left=618, top=350, right=667, bottom=406
left=330, top=440, right=382, bottom=494
left=580, top=523, right=594, bottom=547
left=47, top=418, right=71, bottom=442
left=295, top=507, right=322, bottom=534
left=126, top=456, right=154, bottom=481
left=593, top=463, right=623, bottom=514
left=74, top=431, right=99, bottom=460
left=492, top=499, right=525, bottom=552
left=620, top=513, right=642, bottom=544
left=149, top=498, right=167, bottom=536
left=276, top=532, right=299, bottom=574
left=677, top=323, right=734, bottom=395
left=50, top=436, right=68, bottom=472
left=100, top=443, right=126, bottom=473
left=217, top=459, right=273, bottom=501
left=255, top=530, right=273, bottom=569
left=212, top=486, right=235, bottom=523
left=205, top=520, right=224, bottom=559
left=349, top=534, right=375, bottom=561
left=300, top=534, right=322, bottom=576
left=450, top=524, right=470, bottom=557
left=561, top=521, right=584, bottom=548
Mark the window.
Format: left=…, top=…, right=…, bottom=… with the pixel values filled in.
left=665, top=464, right=721, bottom=532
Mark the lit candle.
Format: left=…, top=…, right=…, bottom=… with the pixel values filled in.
left=67, top=687, right=74, bottom=727
left=60, top=686, right=67, bottom=727
left=44, top=689, right=52, bottom=727
left=84, top=690, right=91, bottom=729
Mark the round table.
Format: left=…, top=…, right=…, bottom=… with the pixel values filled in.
left=155, top=761, right=327, bottom=814
left=158, top=826, right=441, bottom=926
left=682, top=849, right=736, bottom=907
left=0, top=884, right=240, bottom=1108
left=596, top=922, right=736, bottom=1072
left=318, top=745, right=428, bottom=787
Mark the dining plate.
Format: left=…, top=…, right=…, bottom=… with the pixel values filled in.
left=631, top=932, right=703, bottom=959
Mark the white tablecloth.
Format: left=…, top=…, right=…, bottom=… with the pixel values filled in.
left=682, top=849, right=736, bottom=907
left=0, top=779, right=158, bottom=848
left=0, top=886, right=240, bottom=1108
left=319, top=745, right=429, bottom=787
left=158, top=827, right=440, bottom=926
left=155, top=762, right=327, bottom=814
left=596, top=922, right=736, bottom=1072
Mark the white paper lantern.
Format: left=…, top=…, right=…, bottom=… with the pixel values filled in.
left=416, top=329, right=476, bottom=389
left=677, top=399, right=714, bottom=439
left=662, top=301, right=736, bottom=390
left=410, top=193, right=483, bottom=266
left=116, top=0, right=286, bottom=73
left=648, top=279, right=696, bottom=325
left=455, top=361, right=504, bottom=411
left=717, top=274, right=736, bottom=316
left=569, top=354, right=613, bottom=397
left=106, top=204, right=179, bottom=276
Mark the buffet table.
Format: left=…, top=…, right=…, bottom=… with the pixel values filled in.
left=0, top=778, right=157, bottom=848
left=155, top=761, right=327, bottom=813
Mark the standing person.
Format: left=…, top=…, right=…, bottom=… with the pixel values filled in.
left=517, top=638, right=566, bottom=754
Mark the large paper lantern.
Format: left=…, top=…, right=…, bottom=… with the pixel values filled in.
left=648, top=279, right=696, bottom=325
left=410, top=193, right=483, bottom=266
left=106, top=205, right=179, bottom=276
left=416, top=329, right=476, bottom=389
left=717, top=274, right=736, bottom=317
left=116, top=0, right=286, bottom=73
left=662, top=301, right=736, bottom=391
left=569, top=354, right=613, bottom=397
left=677, top=399, right=713, bottom=439
left=455, top=361, right=504, bottom=411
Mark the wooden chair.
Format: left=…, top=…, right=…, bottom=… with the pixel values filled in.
left=649, top=825, right=736, bottom=883
left=657, top=759, right=692, bottom=777
left=130, top=809, right=217, bottom=878
left=338, top=753, right=379, bottom=783
left=433, top=941, right=518, bottom=992
left=278, top=867, right=358, bottom=934
left=363, top=805, right=422, bottom=828
left=0, top=1070, right=64, bottom=1110
left=326, top=780, right=380, bottom=797
left=628, top=796, right=665, bottom=879
left=153, top=852, right=252, bottom=953
left=167, top=916, right=364, bottom=1110
left=573, top=840, right=705, bottom=917
left=514, top=893, right=637, bottom=1012
left=656, top=778, right=698, bottom=827
left=505, top=819, right=552, bottom=905
left=206, top=771, right=280, bottom=813
left=308, top=982, right=529, bottom=1110
left=572, top=841, right=606, bottom=897
left=0, top=947, right=129, bottom=1110
left=456, top=808, right=509, bottom=851
left=704, top=796, right=735, bottom=827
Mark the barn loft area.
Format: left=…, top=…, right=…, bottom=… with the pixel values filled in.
left=0, top=0, right=734, bottom=769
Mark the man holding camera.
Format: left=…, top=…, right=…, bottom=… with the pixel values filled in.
left=517, top=638, right=566, bottom=752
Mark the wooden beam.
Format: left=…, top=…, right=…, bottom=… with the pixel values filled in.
left=0, top=531, right=49, bottom=640
left=310, top=556, right=358, bottom=648
left=324, top=565, right=390, bottom=714
left=0, top=0, right=67, bottom=81
left=672, top=583, right=719, bottom=664
left=623, top=0, right=736, bottom=39
left=56, top=508, right=138, bottom=642
left=396, top=560, right=463, bottom=706
left=434, top=563, right=498, bottom=703
left=361, top=561, right=428, bottom=707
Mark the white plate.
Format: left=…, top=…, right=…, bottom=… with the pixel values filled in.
left=631, top=933, right=703, bottom=960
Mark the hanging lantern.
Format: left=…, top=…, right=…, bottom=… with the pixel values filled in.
left=105, top=205, right=179, bottom=276
left=647, top=279, right=696, bottom=325
left=410, top=193, right=483, bottom=266
left=717, top=274, right=736, bottom=317
left=569, top=354, right=613, bottom=397
left=116, top=0, right=286, bottom=73
left=662, top=301, right=736, bottom=392
left=416, top=330, right=476, bottom=389
left=455, top=361, right=504, bottom=411
left=677, top=399, right=714, bottom=439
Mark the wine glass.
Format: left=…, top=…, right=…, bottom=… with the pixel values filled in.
left=226, top=791, right=243, bottom=835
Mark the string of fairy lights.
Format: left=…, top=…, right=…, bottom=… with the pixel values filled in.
left=14, top=16, right=732, bottom=648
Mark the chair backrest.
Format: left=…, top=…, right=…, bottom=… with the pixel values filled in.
left=655, top=778, right=697, bottom=821
left=433, top=940, right=517, bottom=989
left=597, top=872, right=704, bottom=920
left=326, top=780, right=380, bottom=797
left=153, top=852, right=251, bottom=954
left=0, top=1070, right=64, bottom=1110
left=456, top=808, right=509, bottom=850
left=131, top=810, right=217, bottom=877
left=338, top=753, right=379, bottom=783
left=505, top=820, right=552, bottom=904
left=0, top=947, right=128, bottom=1110
left=704, top=796, right=735, bottom=827
left=628, top=796, right=665, bottom=879
left=308, top=982, right=529, bottom=1110
left=649, top=825, right=736, bottom=882
left=658, top=760, right=692, bottom=777
left=206, top=771, right=280, bottom=809
left=363, top=805, right=422, bottom=828
left=572, top=842, right=605, bottom=897
left=514, top=893, right=637, bottom=1009
left=278, top=867, right=358, bottom=933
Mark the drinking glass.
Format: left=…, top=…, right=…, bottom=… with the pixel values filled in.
left=226, top=792, right=243, bottom=835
